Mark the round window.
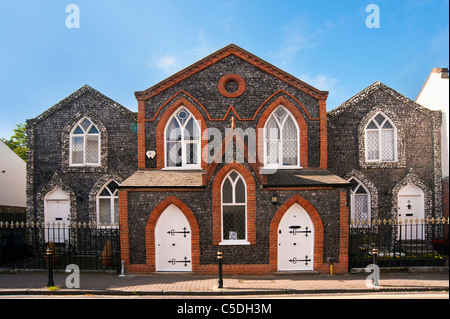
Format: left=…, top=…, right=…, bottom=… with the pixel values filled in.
left=218, top=74, right=246, bottom=98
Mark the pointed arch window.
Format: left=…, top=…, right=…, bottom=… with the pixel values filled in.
left=365, top=112, right=397, bottom=162
left=70, top=117, right=100, bottom=166
left=165, top=107, right=201, bottom=169
left=96, top=180, right=119, bottom=227
left=264, top=106, right=300, bottom=168
left=349, top=178, right=371, bottom=223
left=221, top=171, right=248, bottom=244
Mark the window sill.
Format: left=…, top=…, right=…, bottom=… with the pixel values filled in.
left=69, top=164, right=102, bottom=167
left=260, top=166, right=303, bottom=174
left=219, top=241, right=251, bottom=246
left=162, top=167, right=202, bottom=171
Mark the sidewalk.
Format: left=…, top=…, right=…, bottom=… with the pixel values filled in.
left=0, top=270, right=448, bottom=296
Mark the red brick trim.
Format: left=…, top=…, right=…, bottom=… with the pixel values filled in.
left=135, top=44, right=328, bottom=101
left=212, top=163, right=257, bottom=245
left=145, top=90, right=320, bottom=122
left=144, top=196, right=200, bottom=272
left=155, top=97, right=208, bottom=169
left=204, top=129, right=265, bottom=185
left=118, top=189, right=130, bottom=268
left=218, top=74, right=246, bottom=98
left=319, top=99, right=328, bottom=169
left=257, top=96, right=308, bottom=168
left=138, top=100, right=146, bottom=169
left=334, top=190, right=349, bottom=274
left=269, top=194, right=324, bottom=272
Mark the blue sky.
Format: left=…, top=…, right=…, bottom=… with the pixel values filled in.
left=0, top=0, right=448, bottom=139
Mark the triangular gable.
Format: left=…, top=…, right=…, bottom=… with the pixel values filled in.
left=327, top=81, right=436, bottom=119
left=135, top=44, right=328, bottom=101
left=29, top=85, right=137, bottom=125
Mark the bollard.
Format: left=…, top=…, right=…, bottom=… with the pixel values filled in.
left=372, top=248, right=378, bottom=266
left=217, top=251, right=223, bottom=289
left=47, top=247, right=55, bottom=287
left=119, top=260, right=126, bottom=277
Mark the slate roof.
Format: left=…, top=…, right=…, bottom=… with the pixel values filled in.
left=120, top=169, right=349, bottom=189
left=264, top=169, right=351, bottom=188
left=120, top=170, right=205, bottom=188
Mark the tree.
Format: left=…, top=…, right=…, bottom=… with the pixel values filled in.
left=1, top=123, right=27, bottom=161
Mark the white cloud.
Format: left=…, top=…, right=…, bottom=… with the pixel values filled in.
left=300, top=73, right=338, bottom=92
left=270, top=17, right=315, bottom=68
left=153, top=55, right=178, bottom=74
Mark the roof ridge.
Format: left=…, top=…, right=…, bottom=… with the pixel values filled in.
left=28, top=85, right=137, bottom=125
left=134, top=44, right=328, bottom=101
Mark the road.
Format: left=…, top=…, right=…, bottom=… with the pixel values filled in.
left=0, top=291, right=448, bottom=299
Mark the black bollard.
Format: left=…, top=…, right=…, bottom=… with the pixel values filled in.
left=372, top=248, right=378, bottom=266
left=47, top=248, right=55, bottom=287
left=217, top=251, right=223, bottom=289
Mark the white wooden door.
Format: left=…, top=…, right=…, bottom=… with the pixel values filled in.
left=398, top=196, right=423, bottom=240
left=44, top=200, right=70, bottom=243
left=278, top=204, right=314, bottom=271
left=155, top=205, right=192, bottom=272
left=397, top=183, right=425, bottom=240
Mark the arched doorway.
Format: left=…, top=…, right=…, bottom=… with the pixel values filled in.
left=44, top=186, right=70, bottom=243
left=397, top=182, right=425, bottom=240
left=277, top=203, right=315, bottom=271
left=155, top=204, right=192, bottom=271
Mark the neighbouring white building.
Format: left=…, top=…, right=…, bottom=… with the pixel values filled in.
left=416, top=67, right=449, bottom=179
left=0, top=139, right=26, bottom=210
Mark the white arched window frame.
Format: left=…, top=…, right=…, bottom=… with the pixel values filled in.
left=96, top=180, right=119, bottom=228
left=69, top=117, right=101, bottom=166
left=264, top=106, right=301, bottom=168
left=349, top=177, right=371, bottom=225
left=220, top=171, right=249, bottom=245
left=365, top=112, right=398, bottom=162
left=164, top=107, right=201, bottom=169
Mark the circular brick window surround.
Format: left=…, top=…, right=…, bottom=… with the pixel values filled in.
left=218, top=74, right=246, bottom=98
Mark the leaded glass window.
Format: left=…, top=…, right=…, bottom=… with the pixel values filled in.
left=165, top=108, right=201, bottom=168
left=264, top=106, right=299, bottom=167
left=70, top=117, right=100, bottom=166
left=365, top=113, right=397, bottom=162
left=349, top=178, right=371, bottom=224
left=221, top=171, right=247, bottom=242
left=97, top=180, right=119, bottom=227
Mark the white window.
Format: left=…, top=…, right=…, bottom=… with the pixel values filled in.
left=349, top=178, right=371, bottom=223
left=221, top=171, right=248, bottom=244
left=365, top=113, right=397, bottom=162
left=264, top=106, right=300, bottom=168
left=70, top=117, right=100, bottom=166
left=97, top=180, right=119, bottom=227
left=165, top=108, right=201, bottom=169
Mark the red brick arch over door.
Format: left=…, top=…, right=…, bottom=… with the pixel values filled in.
left=269, top=195, right=325, bottom=272
left=145, top=196, right=200, bottom=272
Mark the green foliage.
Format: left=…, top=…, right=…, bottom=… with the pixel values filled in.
left=1, top=123, right=27, bottom=161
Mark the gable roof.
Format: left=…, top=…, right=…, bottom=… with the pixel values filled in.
left=28, top=85, right=137, bottom=125
left=327, top=81, right=438, bottom=119
left=135, top=44, right=328, bottom=101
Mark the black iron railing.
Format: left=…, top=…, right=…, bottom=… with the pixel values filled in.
left=0, top=221, right=120, bottom=272
left=349, top=218, right=449, bottom=269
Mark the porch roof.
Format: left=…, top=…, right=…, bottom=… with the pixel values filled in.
left=119, top=170, right=205, bottom=188
left=263, top=169, right=351, bottom=188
